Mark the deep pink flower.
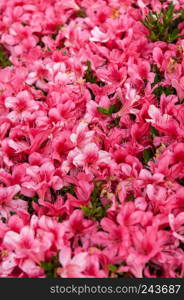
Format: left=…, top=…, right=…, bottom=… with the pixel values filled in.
left=22, top=161, right=63, bottom=199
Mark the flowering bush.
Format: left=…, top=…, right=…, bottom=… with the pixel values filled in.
left=0, top=0, right=184, bottom=278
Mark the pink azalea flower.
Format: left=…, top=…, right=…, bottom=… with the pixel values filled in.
left=0, top=253, right=17, bottom=277
left=5, top=91, right=39, bottom=120
left=58, top=246, right=88, bottom=278
left=169, top=213, right=184, bottom=242
left=22, top=161, right=63, bottom=199
left=0, top=185, right=27, bottom=219
left=90, top=26, right=109, bottom=43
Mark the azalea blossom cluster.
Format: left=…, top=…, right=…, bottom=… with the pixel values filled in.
left=0, top=0, right=184, bottom=278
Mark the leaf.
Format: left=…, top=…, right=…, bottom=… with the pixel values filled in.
left=18, top=194, right=38, bottom=214
left=142, top=4, right=184, bottom=43
left=97, top=107, right=112, bottom=116
left=51, top=24, right=63, bottom=40
left=57, top=185, right=76, bottom=197
left=108, top=116, right=121, bottom=128
left=168, top=28, right=180, bottom=43
left=91, top=180, right=105, bottom=202
left=150, top=126, right=160, bottom=137
left=151, top=64, right=163, bottom=88
left=80, top=180, right=110, bottom=221
left=164, top=3, right=174, bottom=25
left=152, top=85, right=176, bottom=99
left=0, top=45, right=12, bottom=68
left=143, top=148, right=155, bottom=164
left=108, top=264, right=118, bottom=272
left=76, top=8, right=87, bottom=18
left=41, top=261, right=53, bottom=271
left=83, top=61, right=105, bottom=86
left=125, top=195, right=134, bottom=202
left=97, top=102, right=122, bottom=116
left=40, top=255, right=60, bottom=278
left=149, top=31, right=158, bottom=42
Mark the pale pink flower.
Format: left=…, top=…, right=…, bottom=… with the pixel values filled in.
left=90, top=26, right=109, bottom=43
left=58, top=246, right=88, bottom=278
left=0, top=185, right=27, bottom=219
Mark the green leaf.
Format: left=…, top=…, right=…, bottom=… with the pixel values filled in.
left=18, top=194, right=38, bottom=214
left=143, top=148, right=155, bottom=164
left=40, top=255, right=60, bottom=278
left=108, top=117, right=121, bottom=128
left=125, top=195, right=134, bottom=202
left=108, top=264, right=118, bottom=272
left=151, top=64, right=163, bottom=88
left=150, top=126, right=160, bottom=137
left=81, top=204, right=110, bottom=221
left=164, top=3, right=174, bottom=25
left=91, top=180, right=105, bottom=202
left=57, top=185, right=76, bottom=197
left=142, top=4, right=184, bottom=43
left=83, top=61, right=105, bottom=86
left=97, top=107, right=112, bottom=116
left=41, top=261, right=53, bottom=271
left=168, top=28, right=180, bottom=42
left=152, top=85, right=176, bottom=99
left=80, top=206, right=91, bottom=216
left=76, top=8, right=87, bottom=18
left=51, top=24, right=63, bottom=40
left=0, top=45, right=12, bottom=68
left=149, top=31, right=158, bottom=42
left=97, top=102, right=122, bottom=116
left=80, top=180, right=110, bottom=221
